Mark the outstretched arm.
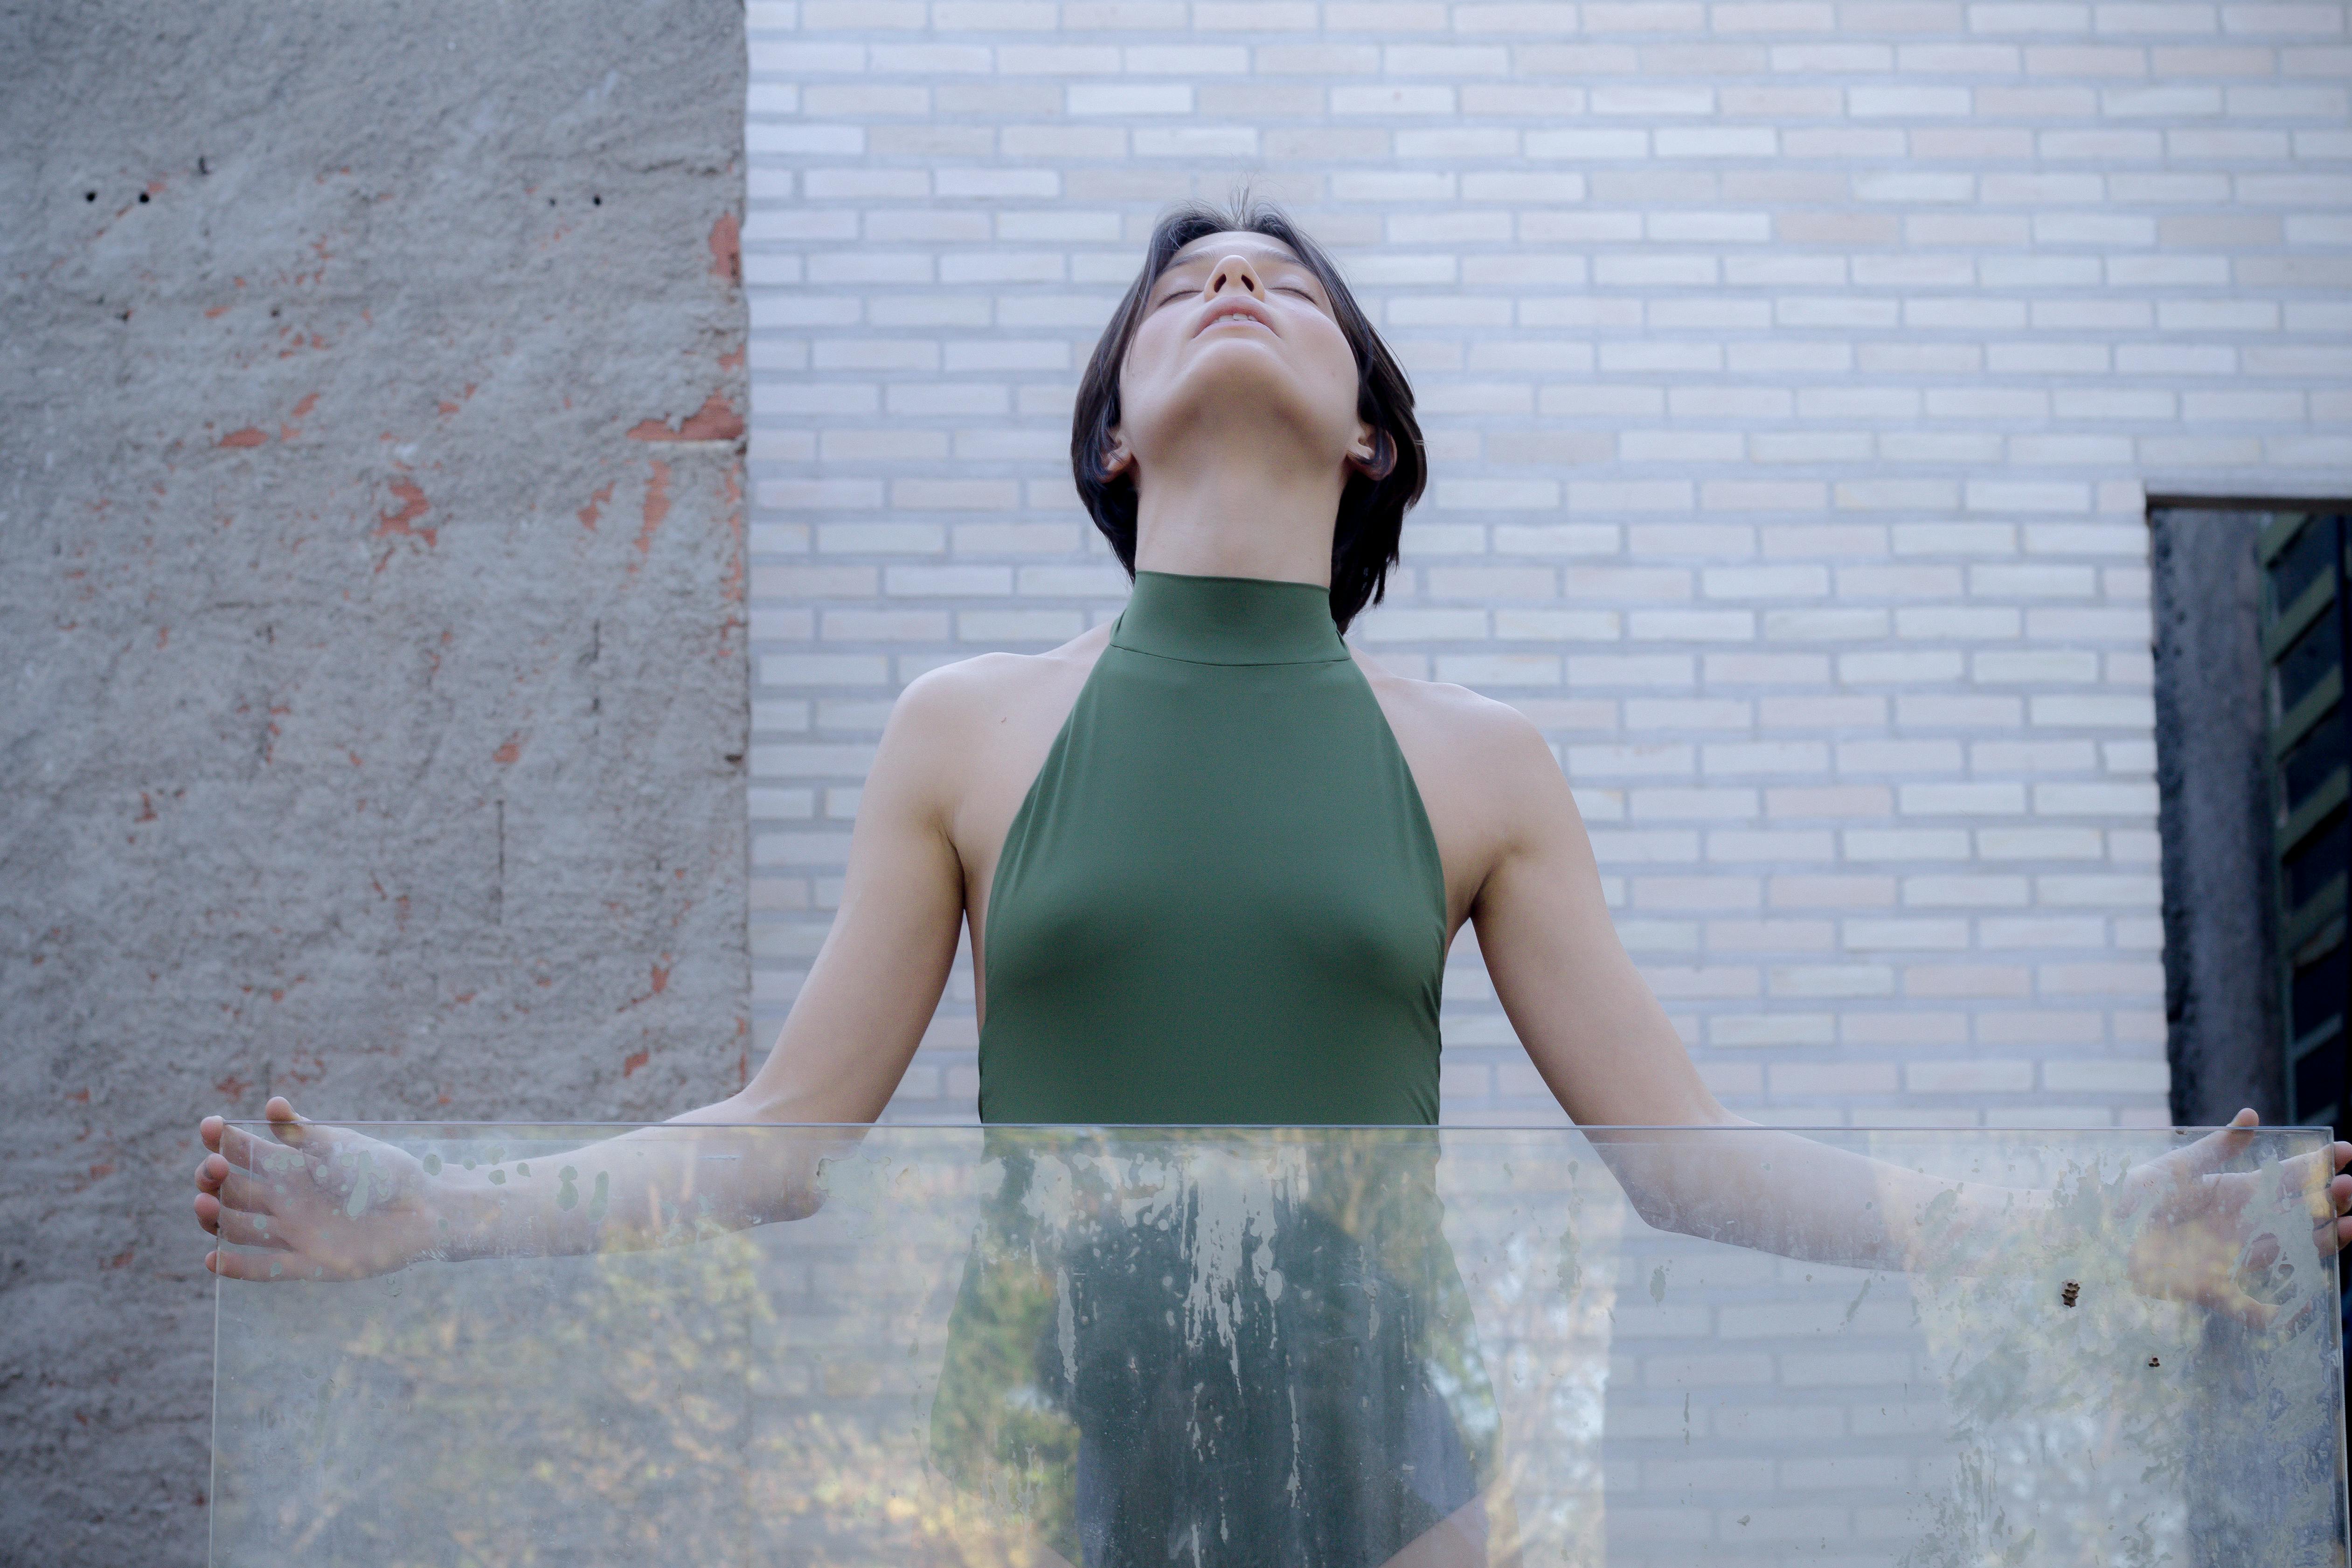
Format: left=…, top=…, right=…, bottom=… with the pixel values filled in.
left=1465, top=704, right=2352, bottom=1322
left=194, top=664, right=980, bottom=1281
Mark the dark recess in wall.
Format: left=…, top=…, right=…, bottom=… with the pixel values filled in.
left=2148, top=504, right=2341, bottom=1127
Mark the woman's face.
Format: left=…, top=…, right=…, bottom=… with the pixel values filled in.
left=1107, top=230, right=1373, bottom=486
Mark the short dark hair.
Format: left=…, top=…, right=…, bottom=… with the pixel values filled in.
left=1069, top=191, right=1427, bottom=635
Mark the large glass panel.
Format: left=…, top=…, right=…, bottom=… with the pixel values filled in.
left=208, top=1123, right=2348, bottom=1567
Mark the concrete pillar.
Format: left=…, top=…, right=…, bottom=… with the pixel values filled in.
left=0, top=3, right=749, bottom=1558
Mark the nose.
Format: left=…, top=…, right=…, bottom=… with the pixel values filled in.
left=1205, top=253, right=1266, bottom=301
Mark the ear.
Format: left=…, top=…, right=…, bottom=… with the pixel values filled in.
left=1346, top=423, right=1395, bottom=483
left=1102, top=426, right=1136, bottom=482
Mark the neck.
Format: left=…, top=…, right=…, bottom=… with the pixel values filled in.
left=1127, top=420, right=1341, bottom=587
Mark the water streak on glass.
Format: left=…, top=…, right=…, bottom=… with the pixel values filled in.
left=208, top=1123, right=2350, bottom=1566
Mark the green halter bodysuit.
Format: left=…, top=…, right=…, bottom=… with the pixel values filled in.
left=928, top=570, right=1501, bottom=1568
left=976, top=567, right=1449, bottom=1125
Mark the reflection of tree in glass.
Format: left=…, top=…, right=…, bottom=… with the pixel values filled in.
left=925, top=1215, right=1082, bottom=1554
left=1904, top=1145, right=2343, bottom=1568
left=218, top=1221, right=773, bottom=1566
left=923, top=1130, right=1500, bottom=1567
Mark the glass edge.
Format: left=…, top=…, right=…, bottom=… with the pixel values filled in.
left=206, top=1254, right=221, bottom=1568
left=216, top=1118, right=2344, bottom=1135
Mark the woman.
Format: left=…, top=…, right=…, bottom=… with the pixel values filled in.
left=194, top=195, right=2352, bottom=1568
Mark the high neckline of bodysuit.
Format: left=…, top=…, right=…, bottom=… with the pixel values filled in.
left=1110, top=569, right=1349, bottom=666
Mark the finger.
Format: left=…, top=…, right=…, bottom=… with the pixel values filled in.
left=2294, top=1171, right=2352, bottom=1233
left=200, top=1115, right=224, bottom=1153
left=206, top=1247, right=327, bottom=1283
left=2276, top=1149, right=2347, bottom=1214
left=215, top=1164, right=285, bottom=1215
left=2167, top=1110, right=2263, bottom=1180
left=2306, top=1145, right=2352, bottom=1211
left=196, top=1154, right=227, bottom=1195
left=198, top=1196, right=284, bottom=1247
left=264, top=1096, right=313, bottom=1148
left=218, top=1120, right=314, bottom=1180
left=211, top=1205, right=294, bottom=1249
left=215, top=1120, right=273, bottom=1173
left=259, top=1098, right=371, bottom=1166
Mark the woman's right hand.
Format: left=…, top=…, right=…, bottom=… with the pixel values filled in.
left=195, top=1096, right=444, bottom=1282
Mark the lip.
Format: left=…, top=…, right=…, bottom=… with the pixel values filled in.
left=1192, top=296, right=1276, bottom=338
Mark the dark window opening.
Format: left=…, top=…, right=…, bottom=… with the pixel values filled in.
left=2260, top=511, right=2352, bottom=1133
left=2151, top=500, right=2352, bottom=1136
left=2152, top=499, right=2352, bottom=1418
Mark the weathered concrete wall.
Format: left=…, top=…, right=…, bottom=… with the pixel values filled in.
left=2151, top=507, right=2290, bottom=1126
left=0, top=2, right=749, bottom=1560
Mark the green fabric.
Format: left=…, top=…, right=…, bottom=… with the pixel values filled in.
left=978, top=569, right=1450, bottom=1127
left=944, top=574, right=1492, bottom=1564
left=928, top=1131, right=1501, bottom=1568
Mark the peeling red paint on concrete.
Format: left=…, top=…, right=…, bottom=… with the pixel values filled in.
left=650, top=960, right=671, bottom=995
left=625, top=390, right=742, bottom=443
left=31, top=56, right=754, bottom=1504
left=204, top=304, right=232, bottom=319
left=708, top=212, right=740, bottom=286
left=577, top=479, right=615, bottom=530
left=136, top=792, right=157, bottom=823
left=635, top=460, right=671, bottom=559
left=218, top=428, right=268, bottom=449
left=622, top=1049, right=649, bottom=1077
left=278, top=392, right=321, bottom=442
left=373, top=479, right=435, bottom=547
left=493, top=732, right=526, bottom=765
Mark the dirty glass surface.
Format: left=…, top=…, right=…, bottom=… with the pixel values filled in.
left=208, top=1123, right=2349, bottom=1567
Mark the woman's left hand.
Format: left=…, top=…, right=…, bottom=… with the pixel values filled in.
left=2117, top=1108, right=2352, bottom=1329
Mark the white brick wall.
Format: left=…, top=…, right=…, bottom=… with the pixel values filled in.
left=740, top=0, right=2352, bottom=1128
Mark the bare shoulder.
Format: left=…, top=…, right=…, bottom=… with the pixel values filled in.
left=890, top=622, right=1111, bottom=740
left=873, top=624, right=1113, bottom=861
left=873, top=624, right=1114, bottom=838
left=1346, top=644, right=1575, bottom=883
left=1349, top=645, right=1557, bottom=781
